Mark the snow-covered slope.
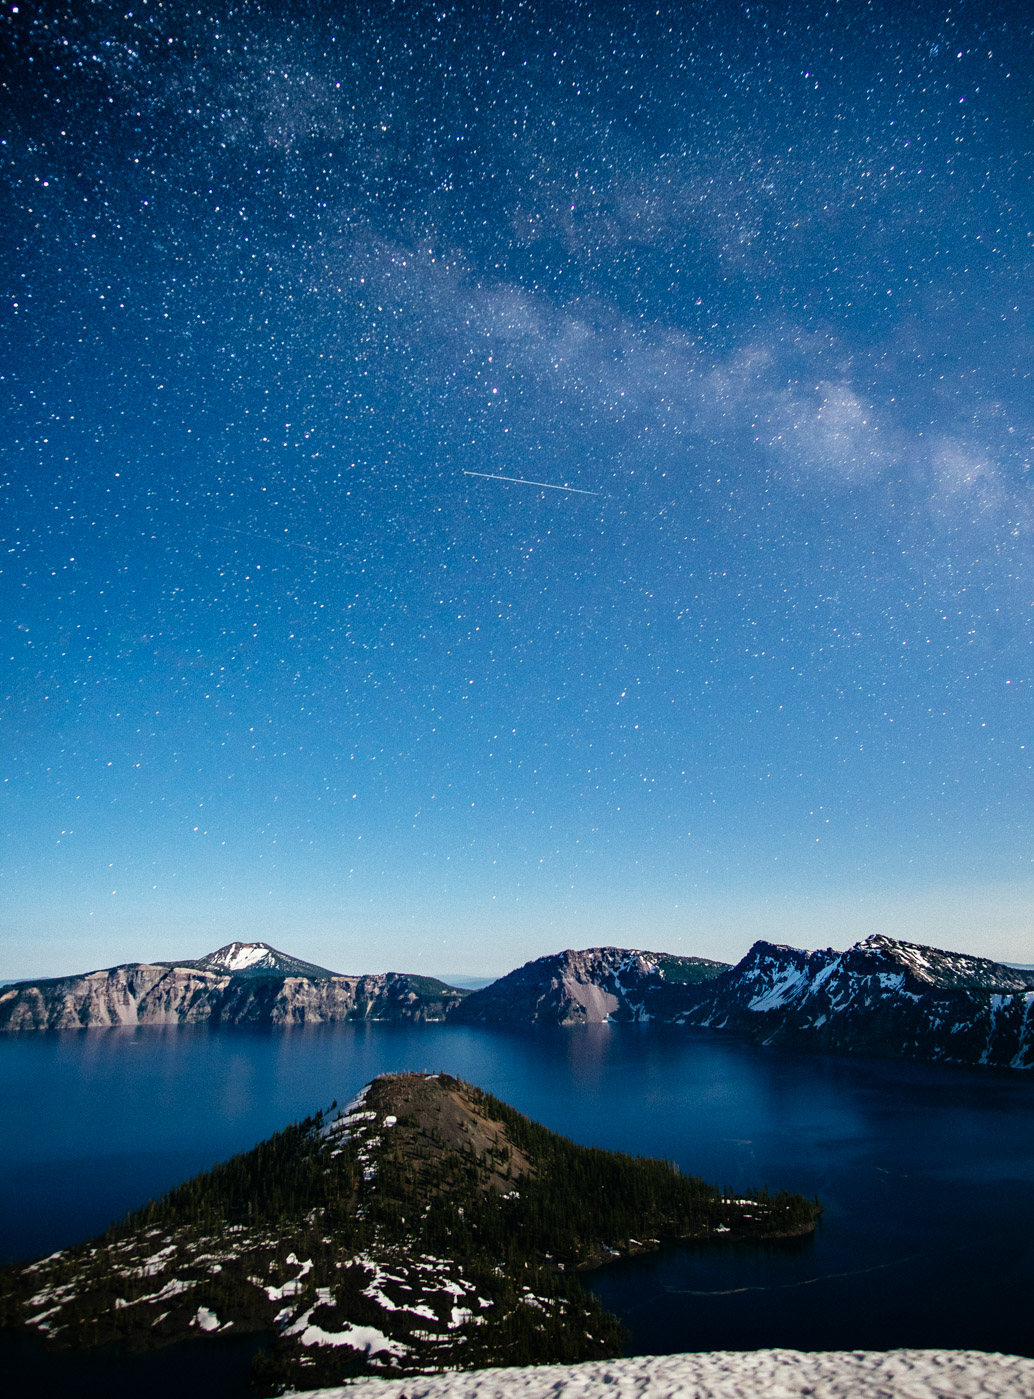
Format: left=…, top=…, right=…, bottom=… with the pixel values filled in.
left=856, top=933, right=1034, bottom=992
left=681, top=935, right=1034, bottom=1069
left=299, top=1348, right=1034, bottom=1399
left=450, top=947, right=729, bottom=1025
left=183, top=940, right=337, bottom=979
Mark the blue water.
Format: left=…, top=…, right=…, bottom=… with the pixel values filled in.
left=2, top=1021, right=1033, bottom=1382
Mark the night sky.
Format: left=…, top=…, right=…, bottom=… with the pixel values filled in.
left=3, top=0, right=1033, bottom=980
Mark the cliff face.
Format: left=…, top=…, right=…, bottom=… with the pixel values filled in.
left=447, top=935, right=1034, bottom=1071
left=0, top=958, right=466, bottom=1030
left=449, top=947, right=729, bottom=1025
left=678, top=934, right=1034, bottom=1070
left=6, top=933, right=1032, bottom=1070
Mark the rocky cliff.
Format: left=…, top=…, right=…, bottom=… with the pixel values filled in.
left=0, top=943, right=466, bottom=1030
left=6, top=933, right=1032, bottom=1070
left=448, top=935, right=1034, bottom=1071
left=449, top=946, right=729, bottom=1025
left=677, top=933, right=1034, bottom=1070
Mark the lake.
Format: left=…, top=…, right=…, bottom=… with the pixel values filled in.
left=2, top=1022, right=1033, bottom=1394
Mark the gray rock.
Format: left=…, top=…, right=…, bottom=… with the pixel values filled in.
left=448, top=947, right=729, bottom=1025
left=0, top=943, right=467, bottom=1030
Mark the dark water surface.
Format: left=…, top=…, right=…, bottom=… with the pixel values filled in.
left=2, top=1021, right=1033, bottom=1386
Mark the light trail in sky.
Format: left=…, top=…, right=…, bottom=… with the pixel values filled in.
left=205, top=524, right=345, bottom=556
left=462, top=470, right=600, bottom=496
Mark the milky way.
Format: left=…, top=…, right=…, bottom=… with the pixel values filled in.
left=2, top=0, right=1032, bottom=977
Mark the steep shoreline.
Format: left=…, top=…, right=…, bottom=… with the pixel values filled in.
left=0, top=947, right=467, bottom=1030
left=675, top=934, right=1034, bottom=1070
left=4, top=934, right=1033, bottom=1073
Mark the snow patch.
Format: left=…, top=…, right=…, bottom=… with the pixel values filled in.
left=264, top=1254, right=312, bottom=1300
left=204, top=942, right=273, bottom=973
left=191, top=1306, right=226, bottom=1332
left=286, top=1306, right=409, bottom=1357
left=115, top=1276, right=195, bottom=1307
left=291, top=1348, right=1034, bottom=1399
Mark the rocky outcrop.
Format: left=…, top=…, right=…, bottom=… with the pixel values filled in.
left=0, top=945, right=467, bottom=1030
left=678, top=934, right=1034, bottom=1070
left=449, top=947, right=729, bottom=1025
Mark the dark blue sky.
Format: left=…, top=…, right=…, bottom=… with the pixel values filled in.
left=3, top=0, right=1032, bottom=978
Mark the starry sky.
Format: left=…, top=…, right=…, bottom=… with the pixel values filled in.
left=2, top=0, right=1033, bottom=980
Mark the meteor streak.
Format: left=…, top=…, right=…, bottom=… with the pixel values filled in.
left=462, top=470, right=599, bottom=496
left=205, top=524, right=345, bottom=556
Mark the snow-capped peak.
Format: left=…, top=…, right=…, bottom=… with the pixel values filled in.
left=200, top=942, right=278, bottom=973
left=185, top=941, right=338, bottom=980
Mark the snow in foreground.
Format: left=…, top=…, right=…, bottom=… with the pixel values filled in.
left=296, top=1348, right=1034, bottom=1398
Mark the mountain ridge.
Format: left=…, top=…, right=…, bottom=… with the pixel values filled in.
left=3, top=933, right=1033, bottom=1070
left=676, top=933, right=1034, bottom=1069
left=0, top=942, right=467, bottom=1030
left=450, top=946, right=730, bottom=1026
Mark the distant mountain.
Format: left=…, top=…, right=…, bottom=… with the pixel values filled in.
left=4, top=932, right=1031, bottom=1071
left=0, top=1071, right=818, bottom=1391
left=447, top=935, right=1034, bottom=1071
left=677, top=934, right=1034, bottom=1070
left=449, top=947, right=730, bottom=1025
left=0, top=942, right=467, bottom=1030
left=166, top=940, right=338, bottom=980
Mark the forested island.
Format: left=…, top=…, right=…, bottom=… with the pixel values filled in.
left=0, top=1072, right=819, bottom=1394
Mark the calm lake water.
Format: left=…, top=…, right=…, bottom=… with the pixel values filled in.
left=2, top=1021, right=1033, bottom=1392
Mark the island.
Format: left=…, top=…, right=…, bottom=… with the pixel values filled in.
left=0, top=1072, right=820, bottom=1394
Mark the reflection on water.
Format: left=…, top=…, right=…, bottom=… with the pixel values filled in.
left=2, top=1021, right=1033, bottom=1361
left=0, top=1325, right=266, bottom=1398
